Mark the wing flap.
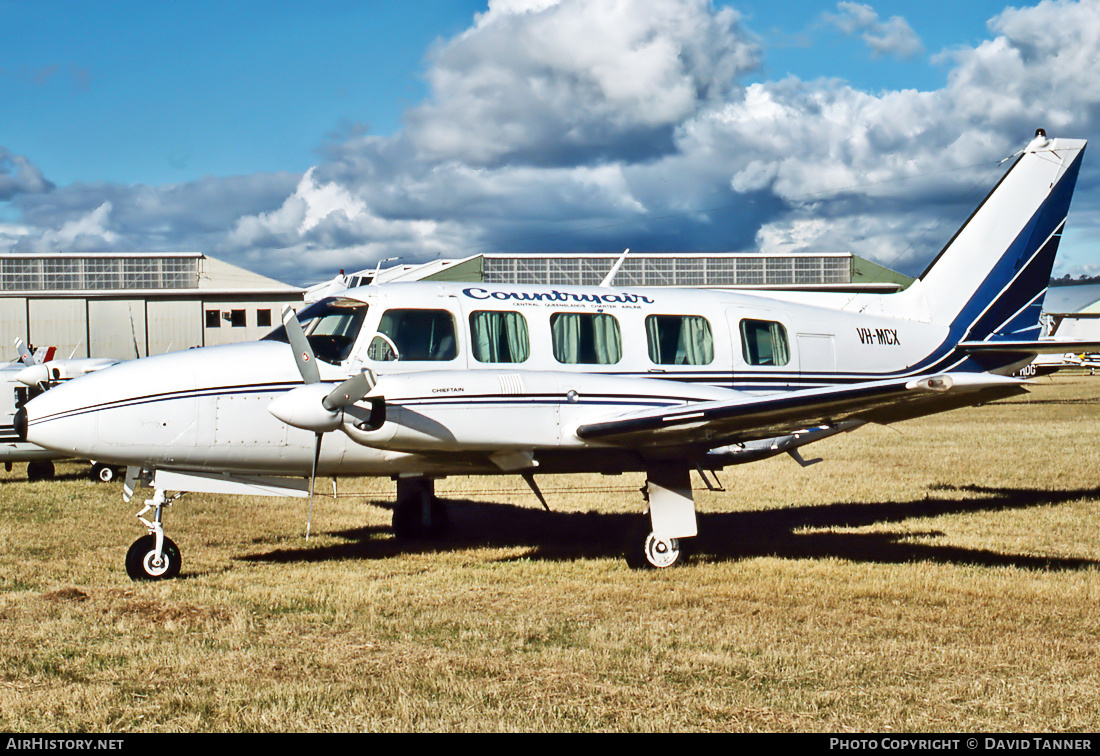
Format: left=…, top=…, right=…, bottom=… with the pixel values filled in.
left=574, top=373, right=1028, bottom=448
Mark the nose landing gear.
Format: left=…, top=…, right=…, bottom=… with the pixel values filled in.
left=126, top=488, right=184, bottom=581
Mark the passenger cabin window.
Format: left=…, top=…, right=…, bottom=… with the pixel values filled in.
left=262, top=297, right=368, bottom=365
left=470, top=311, right=530, bottom=363
left=368, top=308, right=457, bottom=362
left=550, top=312, right=622, bottom=364
left=646, top=315, right=714, bottom=365
left=740, top=319, right=790, bottom=366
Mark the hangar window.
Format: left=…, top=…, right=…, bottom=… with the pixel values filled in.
left=257, top=309, right=272, bottom=328
left=470, top=311, right=529, bottom=363
left=263, top=297, right=368, bottom=364
left=645, top=315, right=714, bottom=365
left=205, top=310, right=220, bottom=328
left=230, top=309, right=246, bottom=327
left=740, top=319, right=790, bottom=366
left=368, top=308, right=457, bottom=362
left=550, top=312, right=622, bottom=364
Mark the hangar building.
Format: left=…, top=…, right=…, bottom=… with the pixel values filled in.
left=0, top=253, right=304, bottom=361
left=317, top=251, right=914, bottom=295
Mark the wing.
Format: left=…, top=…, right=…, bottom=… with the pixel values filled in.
left=959, top=340, right=1100, bottom=355
left=574, top=373, right=1028, bottom=449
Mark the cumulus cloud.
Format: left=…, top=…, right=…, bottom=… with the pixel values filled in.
left=6, top=0, right=1100, bottom=283
left=32, top=201, right=119, bottom=253
left=823, top=2, right=924, bottom=60
left=0, top=148, right=54, bottom=200
left=403, top=0, right=760, bottom=167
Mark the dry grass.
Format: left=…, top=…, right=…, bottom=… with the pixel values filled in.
left=1, top=372, right=1099, bottom=732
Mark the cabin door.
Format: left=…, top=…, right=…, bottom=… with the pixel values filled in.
left=796, top=333, right=836, bottom=388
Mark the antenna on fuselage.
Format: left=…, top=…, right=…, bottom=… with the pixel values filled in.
left=371, top=257, right=399, bottom=285
left=599, top=248, right=629, bottom=288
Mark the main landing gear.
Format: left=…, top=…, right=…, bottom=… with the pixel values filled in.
left=391, top=477, right=450, bottom=539
left=126, top=487, right=183, bottom=581
left=90, top=462, right=121, bottom=483
left=387, top=469, right=699, bottom=570
left=25, top=460, right=55, bottom=482
left=622, top=465, right=698, bottom=570
left=624, top=515, right=687, bottom=569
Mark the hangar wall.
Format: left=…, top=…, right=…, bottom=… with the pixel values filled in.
left=0, top=254, right=304, bottom=362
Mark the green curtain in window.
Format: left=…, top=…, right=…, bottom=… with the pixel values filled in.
left=552, top=313, right=583, bottom=363
left=769, top=322, right=789, bottom=365
left=471, top=311, right=529, bottom=363
left=677, top=317, right=713, bottom=365
left=552, top=313, right=621, bottom=364
left=591, top=314, right=622, bottom=364
left=646, top=317, right=663, bottom=363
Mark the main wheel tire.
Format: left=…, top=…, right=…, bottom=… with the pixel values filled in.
left=392, top=497, right=449, bottom=539
left=91, top=463, right=117, bottom=483
left=125, top=535, right=181, bottom=581
left=624, top=517, right=686, bottom=570
left=26, top=460, right=55, bottom=482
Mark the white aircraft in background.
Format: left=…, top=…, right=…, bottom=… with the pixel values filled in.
left=0, top=340, right=118, bottom=480
left=18, top=131, right=1100, bottom=579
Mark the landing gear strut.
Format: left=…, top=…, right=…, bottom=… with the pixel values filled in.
left=391, top=477, right=449, bottom=539
left=126, top=488, right=183, bottom=581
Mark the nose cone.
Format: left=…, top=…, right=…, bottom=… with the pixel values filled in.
left=21, top=372, right=103, bottom=458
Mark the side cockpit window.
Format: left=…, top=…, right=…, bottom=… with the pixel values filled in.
left=262, top=297, right=368, bottom=365
left=740, top=319, right=790, bottom=366
left=368, top=308, right=458, bottom=362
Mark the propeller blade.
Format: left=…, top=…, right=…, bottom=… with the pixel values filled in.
left=282, top=306, right=320, bottom=384
left=322, top=369, right=377, bottom=411
left=306, top=431, right=322, bottom=541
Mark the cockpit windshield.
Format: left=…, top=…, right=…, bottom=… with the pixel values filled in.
left=262, top=297, right=368, bottom=364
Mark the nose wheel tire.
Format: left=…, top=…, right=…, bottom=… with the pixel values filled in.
left=125, top=535, right=181, bottom=581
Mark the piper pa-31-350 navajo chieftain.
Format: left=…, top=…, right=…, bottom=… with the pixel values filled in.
left=17, top=131, right=1098, bottom=578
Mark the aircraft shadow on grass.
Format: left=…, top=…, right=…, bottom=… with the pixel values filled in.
left=242, top=483, right=1100, bottom=572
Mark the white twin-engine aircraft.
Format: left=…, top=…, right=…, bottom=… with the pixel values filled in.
left=17, top=132, right=1096, bottom=579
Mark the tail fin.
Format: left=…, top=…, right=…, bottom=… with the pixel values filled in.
left=910, top=132, right=1086, bottom=343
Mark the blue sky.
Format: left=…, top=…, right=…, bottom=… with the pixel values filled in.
left=3, top=0, right=1099, bottom=286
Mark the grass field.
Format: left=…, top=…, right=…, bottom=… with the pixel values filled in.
left=2, top=372, right=1099, bottom=732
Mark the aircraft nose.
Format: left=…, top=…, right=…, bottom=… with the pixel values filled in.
left=21, top=378, right=100, bottom=458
